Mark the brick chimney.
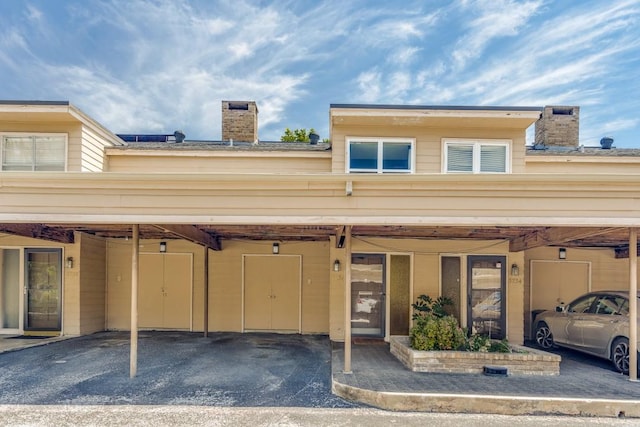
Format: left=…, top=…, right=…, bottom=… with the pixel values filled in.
left=221, top=101, right=258, bottom=142
left=534, top=106, right=579, bottom=148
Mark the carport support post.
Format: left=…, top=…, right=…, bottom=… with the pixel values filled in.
left=130, top=224, right=139, bottom=379
left=344, top=225, right=353, bottom=374
left=204, top=246, right=209, bottom=338
left=630, top=228, right=638, bottom=382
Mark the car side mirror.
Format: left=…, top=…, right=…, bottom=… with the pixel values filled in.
left=555, top=305, right=565, bottom=312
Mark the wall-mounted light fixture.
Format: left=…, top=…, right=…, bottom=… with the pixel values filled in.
left=65, top=257, right=74, bottom=269
left=159, top=241, right=167, bottom=253
left=272, top=243, right=280, bottom=254
left=558, top=248, right=566, bottom=259
left=511, top=263, right=519, bottom=276
left=333, top=259, right=341, bottom=272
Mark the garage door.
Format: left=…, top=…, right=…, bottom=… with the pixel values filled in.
left=531, top=260, right=590, bottom=312
left=243, top=255, right=300, bottom=332
left=139, top=253, right=192, bottom=330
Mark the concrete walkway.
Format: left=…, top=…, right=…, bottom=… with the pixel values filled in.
left=332, top=341, right=640, bottom=417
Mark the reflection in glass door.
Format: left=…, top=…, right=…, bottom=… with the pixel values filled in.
left=467, top=255, right=506, bottom=339
left=351, top=254, right=385, bottom=336
left=25, top=249, right=62, bottom=331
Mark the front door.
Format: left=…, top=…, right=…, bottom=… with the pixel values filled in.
left=351, top=254, right=385, bottom=337
left=25, top=248, right=62, bottom=332
left=467, top=255, right=506, bottom=339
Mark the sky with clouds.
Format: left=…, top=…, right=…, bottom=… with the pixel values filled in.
left=0, top=0, right=638, bottom=146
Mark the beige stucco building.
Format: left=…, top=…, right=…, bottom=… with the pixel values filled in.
left=1, top=100, right=639, bottom=369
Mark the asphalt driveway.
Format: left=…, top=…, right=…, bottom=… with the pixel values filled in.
left=0, top=331, right=357, bottom=408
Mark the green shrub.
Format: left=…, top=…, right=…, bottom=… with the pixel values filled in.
left=410, top=315, right=467, bottom=351
left=409, top=294, right=511, bottom=353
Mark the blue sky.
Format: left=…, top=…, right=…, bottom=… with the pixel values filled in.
left=0, top=0, right=638, bottom=146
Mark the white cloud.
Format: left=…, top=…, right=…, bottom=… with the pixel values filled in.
left=452, top=0, right=543, bottom=69
left=356, top=70, right=382, bottom=103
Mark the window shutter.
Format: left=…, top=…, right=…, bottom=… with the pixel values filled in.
left=480, top=145, right=506, bottom=173
left=447, top=144, right=473, bottom=172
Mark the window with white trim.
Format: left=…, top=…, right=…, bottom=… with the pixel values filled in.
left=1, top=134, right=67, bottom=171
left=347, top=138, right=414, bottom=173
left=443, top=139, right=510, bottom=173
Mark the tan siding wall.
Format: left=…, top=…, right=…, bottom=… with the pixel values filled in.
left=328, top=238, right=524, bottom=344
left=106, top=153, right=331, bottom=173
left=525, top=159, right=640, bottom=174
left=330, top=125, right=526, bottom=173
left=78, top=233, right=106, bottom=334
left=0, top=122, right=83, bottom=172
left=106, top=239, right=204, bottom=331
left=80, top=126, right=110, bottom=172
left=209, top=240, right=330, bottom=333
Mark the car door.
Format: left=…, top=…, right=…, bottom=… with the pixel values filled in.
left=559, top=294, right=597, bottom=348
left=581, top=294, right=626, bottom=357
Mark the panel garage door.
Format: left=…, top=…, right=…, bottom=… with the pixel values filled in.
left=244, top=255, right=300, bottom=332
left=531, top=260, right=590, bottom=312
left=139, top=253, right=192, bottom=330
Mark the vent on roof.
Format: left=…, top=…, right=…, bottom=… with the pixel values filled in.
left=174, top=130, right=185, bottom=143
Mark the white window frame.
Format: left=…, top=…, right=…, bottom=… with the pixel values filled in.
left=346, top=137, right=415, bottom=173
left=442, top=138, right=511, bottom=174
left=0, top=133, right=68, bottom=172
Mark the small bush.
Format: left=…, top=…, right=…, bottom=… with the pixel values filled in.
left=410, top=315, right=467, bottom=351
left=409, top=294, right=511, bottom=353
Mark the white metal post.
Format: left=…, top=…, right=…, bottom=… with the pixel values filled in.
left=629, top=228, right=637, bottom=381
left=129, top=224, right=139, bottom=378
left=344, top=226, right=352, bottom=374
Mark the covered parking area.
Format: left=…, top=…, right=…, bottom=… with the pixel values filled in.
left=0, top=171, right=638, bottom=380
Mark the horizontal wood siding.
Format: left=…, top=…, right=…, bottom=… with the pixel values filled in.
left=331, top=124, right=526, bottom=173
left=81, top=126, right=113, bottom=172
left=106, top=153, right=331, bottom=173
left=526, top=159, right=640, bottom=174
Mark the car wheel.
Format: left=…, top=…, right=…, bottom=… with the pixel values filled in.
left=612, top=337, right=629, bottom=374
left=535, top=322, right=554, bottom=349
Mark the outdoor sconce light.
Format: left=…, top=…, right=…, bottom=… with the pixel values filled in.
left=558, top=248, right=567, bottom=259
left=272, top=243, right=280, bottom=254
left=159, top=241, right=167, bottom=253
left=65, top=257, right=74, bottom=269
left=333, top=259, right=341, bottom=272
left=511, top=263, right=519, bottom=276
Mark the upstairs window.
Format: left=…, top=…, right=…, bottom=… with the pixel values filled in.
left=347, top=138, right=414, bottom=173
left=1, top=134, right=66, bottom=171
left=443, top=139, right=510, bottom=173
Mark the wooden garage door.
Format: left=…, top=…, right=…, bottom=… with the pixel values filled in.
left=244, top=255, right=300, bottom=332
left=531, top=260, right=590, bottom=312
left=139, top=253, right=192, bottom=330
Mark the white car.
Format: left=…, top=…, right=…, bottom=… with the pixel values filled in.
left=533, top=291, right=640, bottom=375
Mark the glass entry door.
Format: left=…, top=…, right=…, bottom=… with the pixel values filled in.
left=467, top=255, right=506, bottom=339
left=25, top=249, right=62, bottom=331
left=351, top=254, right=385, bottom=336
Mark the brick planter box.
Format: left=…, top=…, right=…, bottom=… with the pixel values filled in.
left=390, top=336, right=560, bottom=376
